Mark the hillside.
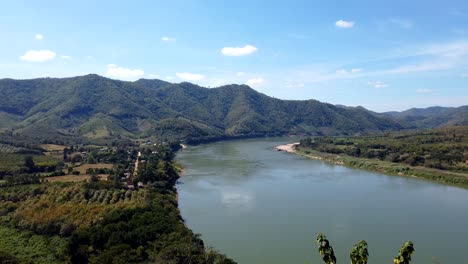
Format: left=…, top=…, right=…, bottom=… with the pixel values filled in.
left=379, top=106, right=468, bottom=129
left=1, top=74, right=404, bottom=142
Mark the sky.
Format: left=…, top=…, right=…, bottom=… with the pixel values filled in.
left=0, top=0, right=467, bottom=112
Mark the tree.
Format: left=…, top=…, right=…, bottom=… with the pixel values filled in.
left=393, top=241, right=415, bottom=264
left=316, top=234, right=336, bottom=264
left=24, top=156, right=37, bottom=173
left=350, top=240, right=369, bottom=264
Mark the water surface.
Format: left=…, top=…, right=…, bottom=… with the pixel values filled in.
left=177, top=138, right=468, bottom=263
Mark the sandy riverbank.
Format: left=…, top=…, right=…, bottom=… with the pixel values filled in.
left=274, top=142, right=299, bottom=153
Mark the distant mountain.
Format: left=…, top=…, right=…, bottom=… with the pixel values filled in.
left=0, top=74, right=404, bottom=142
left=379, top=106, right=468, bottom=129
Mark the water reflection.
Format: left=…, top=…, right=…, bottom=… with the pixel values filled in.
left=177, top=138, right=468, bottom=264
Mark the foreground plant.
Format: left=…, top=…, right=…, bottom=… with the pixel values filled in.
left=393, top=241, right=415, bottom=264
left=350, top=240, right=369, bottom=264
left=316, top=234, right=336, bottom=264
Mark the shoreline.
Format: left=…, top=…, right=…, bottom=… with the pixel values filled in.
left=276, top=143, right=468, bottom=189
left=274, top=142, right=299, bottom=153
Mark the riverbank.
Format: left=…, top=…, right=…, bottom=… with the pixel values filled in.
left=274, top=142, right=299, bottom=153
left=277, top=143, right=468, bottom=189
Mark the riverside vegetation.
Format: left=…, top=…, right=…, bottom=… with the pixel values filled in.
left=0, top=134, right=235, bottom=263
left=298, top=126, right=468, bottom=188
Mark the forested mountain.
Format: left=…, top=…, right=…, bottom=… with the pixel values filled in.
left=0, top=74, right=413, bottom=142
left=378, top=106, right=468, bottom=129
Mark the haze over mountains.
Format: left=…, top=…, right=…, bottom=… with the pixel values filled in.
left=0, top=74, right=466, bottom=142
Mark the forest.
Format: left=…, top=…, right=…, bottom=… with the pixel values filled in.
left=0, top=141, right=235, bottom=264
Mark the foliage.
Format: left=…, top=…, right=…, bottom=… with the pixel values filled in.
left=350, top=240, right=369, bottom=264
left=0, top=226, right=68, bottom=264
left=0, top=146, right=236, bottom=263
left=299, top=126, right=468, bottom=187
left=4, top=173, right=40, bottom=186
left=379, top=106, right=468, bottom=129
left=0, top=74, right=406, bottom=143
left=316, top=234, right=336, bottom=264
left=393, top=241, right=415, bottom=264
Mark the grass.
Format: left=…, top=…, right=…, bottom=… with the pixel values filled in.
left=84, top=127, right=111, bottom=139
left=40, top=144, right=67, bottom=152
left=47, top=174, right=108, bottom=182
left=47, top=175, right=91, bottom=182
left=73, top=163, right=113, bottom=174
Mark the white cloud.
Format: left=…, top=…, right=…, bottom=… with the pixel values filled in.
left=161, top=36, right=176, bottom=42
left=176, top=72, right=205, bottom=81
left=336, top=68, right=362, bottom=74
left=335, top=20, right=355, bottom=28
left=422, top=41, right=468, bottom=58
left=382, top=62, right=453, bottom=75
left=245, top=78, right=264, bottom=87
left=285, top=82, right=305, bottom=88
left=221, top=45, right=257, bottom=56
left=166, top=76, right=174, bottom=80
left=389, top=19, right=413, bottom=29
left=20, top=50, right=56, bottom=62
left=60, top=55, right=72, bottom=60
left=106, top=64, right=144, bottom=80
left=368, top=81, right=388, bottom=88
left=416, top=88, right=433, bottom=93
left=288, top=33, right=312, bottom=39
left=35, top=34, right=43, bottom=40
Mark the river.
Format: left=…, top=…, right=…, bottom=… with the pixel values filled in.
left=177, top=138, right=468, bottom=263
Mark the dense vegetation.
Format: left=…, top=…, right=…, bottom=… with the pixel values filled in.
left=0, top=74, right=408, bottom=143
left=377, top=105, right=468, bottom=129
left=298, top=126, right=468, bottom=187
left=0, top=144, right=235, bottom=263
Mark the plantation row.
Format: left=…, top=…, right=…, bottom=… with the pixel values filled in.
left=0, top=143, right=23, bottom=153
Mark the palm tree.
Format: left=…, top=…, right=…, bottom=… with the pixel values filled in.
left=350, top=240, right=369, bottom=264
left=393, top=241, right=415, bottom=264
left=316, top=234, right=337, bottom=264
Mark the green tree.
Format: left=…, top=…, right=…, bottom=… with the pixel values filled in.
left=350, top=240, right=369, bottom=264
left=393, top=241, right=415, bottom=264
left=316, top=234, right=336, bottom=264
left=24, top=155, right=37, bottom=173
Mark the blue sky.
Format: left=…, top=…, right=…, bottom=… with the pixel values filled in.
left=1, top=0, right=467, bottom=112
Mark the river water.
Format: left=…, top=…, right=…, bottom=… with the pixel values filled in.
left=177, top=138, right=468, bottom=263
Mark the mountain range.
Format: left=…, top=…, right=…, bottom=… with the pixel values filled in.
left=0, top=74, right=466, bottom=143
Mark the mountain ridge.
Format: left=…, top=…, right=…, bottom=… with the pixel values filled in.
left=0, top=74, right=464, bottom=143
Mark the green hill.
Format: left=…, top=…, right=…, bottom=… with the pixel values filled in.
left=378, top=106, right=468, bottom=128
left=0, top=74, right=405, bottom=142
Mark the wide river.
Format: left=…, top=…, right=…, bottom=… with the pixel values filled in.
left=177, top=138, right=468, bottom=263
